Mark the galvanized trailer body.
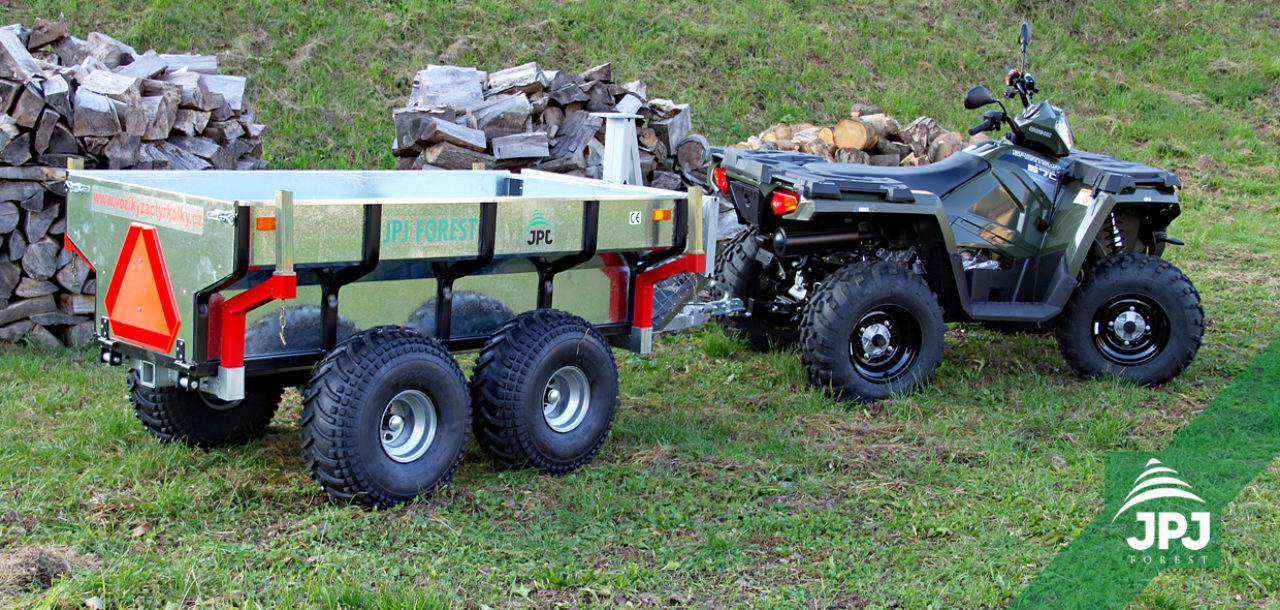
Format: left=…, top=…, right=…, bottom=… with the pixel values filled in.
left=65, top=169, right=713, bottom=402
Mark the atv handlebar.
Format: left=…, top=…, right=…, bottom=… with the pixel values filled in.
left=968, top=120, right=994, bottom=136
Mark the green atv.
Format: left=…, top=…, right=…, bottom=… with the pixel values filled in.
left=708, top=23, right=1203, bottom=401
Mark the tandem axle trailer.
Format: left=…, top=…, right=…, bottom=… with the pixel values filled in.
left=65, top=168, right=731, bottom=507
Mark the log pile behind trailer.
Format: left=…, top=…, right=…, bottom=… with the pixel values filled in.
left=392, top=62, right=710, bottom=190
left=0, top=19, right=268, bottom=347
left=727, top=103, right=987, bottom=167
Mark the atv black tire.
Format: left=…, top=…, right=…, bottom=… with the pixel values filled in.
left=404, top=291, right=514, bottom=340
left=470, top=309, right=619, bottom=474
left=129, top=371, right=282, bottom=448
left=800, top=262, right=946, bottom=402
left=1056, top=253, right=1202, bottom=386
left=244, top=304, right=360, bottom=356
left=299, top=326, right=470, bottom=507
left=714, top=229, right=800, bottom=351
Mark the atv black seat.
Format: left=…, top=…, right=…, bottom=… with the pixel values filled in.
left=803, top=151, right=990, bottom=199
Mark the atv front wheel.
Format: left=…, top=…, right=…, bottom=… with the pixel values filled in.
left=1056, top=253, right=1203, bottom=386
left=800, top=262, right=946, bottom=402
left=714, top=229, right=802, bottom=351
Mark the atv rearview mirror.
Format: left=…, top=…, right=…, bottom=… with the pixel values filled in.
left=1020, top=22, right=1030, bottom=53
left=964, top=85, right=998, bottom=109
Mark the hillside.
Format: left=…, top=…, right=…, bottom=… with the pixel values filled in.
left=2, top=0, right=1279, bottom=607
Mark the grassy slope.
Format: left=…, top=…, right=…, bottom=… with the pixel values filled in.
left=2, top=0, right=1279, bottom=607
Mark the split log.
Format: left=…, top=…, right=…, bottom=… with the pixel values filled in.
left=33, top=108, right=61, bottom=154
left=872, top=139, right=912, bottom=161
left=0, top=181, right=42, bottom=205
left=901, top=116, right=944, bottom=159
left=162, top=71, right=215, bottom=111
left=0, top=260, right=18, bottom=297
left=835, top=148, right=871, bottom=165
left=203, top=74, right=247, bottom=112
left=160, top=53, right=218, bottom=73
left=579, top=63, right=611, bottom=83
left=66, top=320, right=96, bottom=345
left=115, top=50, right=167, bottom=80
left=140, top=92, right=179, bottom=140
left=0, top=30, right=41, bottom=81
left=12, top=85, right=45, bottom=128
left=427, top=118, right=487, bottom=151
left=868, top=153, right=901, bottom=167
left=676, top=135, right=710, bottom=184
left=51, top=36, right=89, bottom=66
left=927, top=131, right=966, bottom=163
left=6, top=231, right=25, bottom=261
left=86, top=32, right=137, bottom=69
left=0, top=80, right=20, bottom=114
left=467, top=93, right=532, bottom=139
left=649, top=101, right=691, bottom=150
left=27, top=18, right=68, bottom=51
left=0, top=295, right=55, bottom=326
left=409, top=65, right=486, bottom=112
left=486, top=62, right=544, bottom=95
left=0, top=133, right=31, bottom=165
left=21, top=240, right=60, bottom=280
left=900, top=153, right=922, bottom=167
left=59, top=293, right=95, bottom=315
left=15, top=277, right=58, bottom=298
left=104, top=133, right=142, bottom=168
left=24, top=204, right=58, bottom=242
left=491, top=132, right=549, bottom=160
left=171, top=108, right=211, bottom=137
left=0, top=201, right=17, bottom=233
left=849, top=103, right=882, bottom=118
left=0, top=320, right=32, bottom=341
left=547, top=111, right=603, bottom=162
left=26, top=324, right=63, bottom=348
left=72, top=88, right=121, bottom=137
left=55, top=258, right=90, bottom=293
left=422, top=141, right=495, bottom=169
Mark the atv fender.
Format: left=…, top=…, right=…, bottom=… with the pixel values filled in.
left=1061, top=189, right=1179, bottom=277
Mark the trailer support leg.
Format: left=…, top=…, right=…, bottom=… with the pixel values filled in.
left=210, top=274, right=298, bottom=400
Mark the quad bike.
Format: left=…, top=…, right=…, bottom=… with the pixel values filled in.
left=709, top=23, right=1203, bottom=401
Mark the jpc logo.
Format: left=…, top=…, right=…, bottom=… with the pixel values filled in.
left=1108, top=457, right=1217, bottom=568
left=526, top=210, right=553, bottom=246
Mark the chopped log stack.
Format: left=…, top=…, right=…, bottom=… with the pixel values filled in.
left=729, top=103, right=982, bottom=167
left=0, top=19, right=268, bottom=347
left=392, top=61, right=708, bottom=190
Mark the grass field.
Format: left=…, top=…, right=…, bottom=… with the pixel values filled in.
left=3, top=0, right=1280, bottom=607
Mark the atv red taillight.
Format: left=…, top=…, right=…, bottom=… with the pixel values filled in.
left=770, top=189, right=800, bottom=215
left=712, top=167, right=729, bottom=193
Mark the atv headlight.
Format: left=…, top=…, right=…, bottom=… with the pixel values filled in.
left=1055, top=112, right=1075, bottom=150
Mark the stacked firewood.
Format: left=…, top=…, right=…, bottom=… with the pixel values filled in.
left=392, top=62, right=708, bottom=190
left=0, top=19, right=267, bottom=347
left=728, top=103, right=986, bottom=166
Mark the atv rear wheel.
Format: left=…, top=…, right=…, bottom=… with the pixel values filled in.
left=800, top=262, right=946, bottom=402
left=1056, top=253, right=1202, bottom=386
left=714, top=229, right=802, bottom=351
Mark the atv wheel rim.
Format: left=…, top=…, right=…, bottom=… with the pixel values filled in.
left=1091, top=295, right=1170, bottom=366
left=543, top=366, right=591, bottom=433
left=848, top=306, right=921, bottom=382
left=380, top=389, right=437, bottom=463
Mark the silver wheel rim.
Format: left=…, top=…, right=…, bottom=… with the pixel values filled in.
left=542, top=365, right=591, bottom=433
left=379, top=389, right=437, bottom=463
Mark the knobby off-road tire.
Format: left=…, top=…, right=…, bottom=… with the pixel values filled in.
left=244, top=304, right=360, bottom=356
left=471, top=309, right=619, bottom=474
left=1056, top=253, right=1203, bottom=386
left=800, top=262, right=946, bottom=402
left=129, top=371, right=282, bottom=448
left=404, top=291, right=515, bottom=340
left=714, top=229, right=800, bottom=351
left=299, top=326, right=470, bottom=507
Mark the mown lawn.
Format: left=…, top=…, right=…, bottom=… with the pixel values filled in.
left=2, top=0, right=1279, bottom=608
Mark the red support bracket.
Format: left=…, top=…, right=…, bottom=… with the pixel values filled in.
left=213, top=274, right=297, bottom=369
left=632, top=253, right=705, bottom=329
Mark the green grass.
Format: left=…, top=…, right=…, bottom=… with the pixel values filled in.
left=2, top=0, right=1280, bottom=607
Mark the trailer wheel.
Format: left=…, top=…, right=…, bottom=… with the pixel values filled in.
left=299, top=326, right=470, bottom=507
left=471, top=310, right=619, bottom=474
left=1056, top=253, right=1203, bottom=386
left=128, top=372, right=282, bottom=448
left=714, top=229, right=801, bottom=351
left=404, top=291, right=514, bottom=340
left=800, top=261, right=946, bottom=402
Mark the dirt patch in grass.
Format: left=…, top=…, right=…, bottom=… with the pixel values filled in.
left=0, top=545, right=97, bottom=591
